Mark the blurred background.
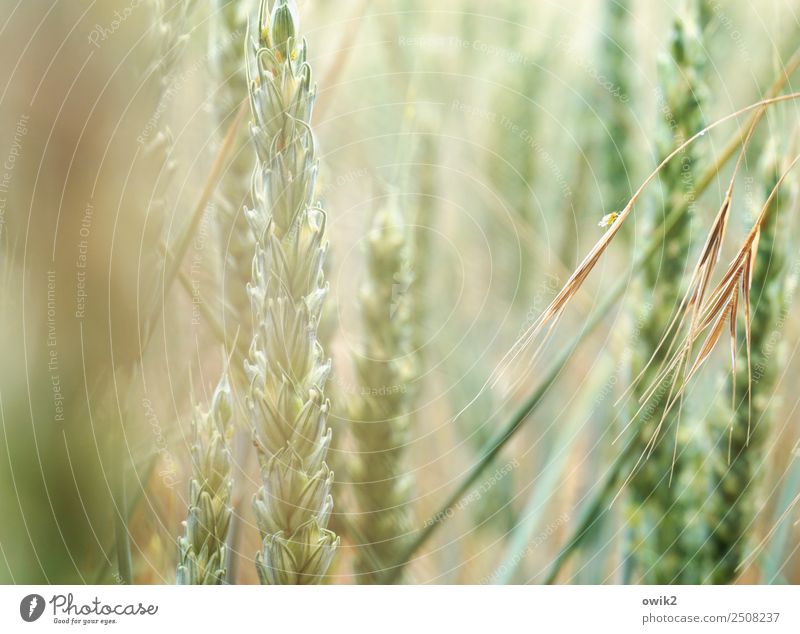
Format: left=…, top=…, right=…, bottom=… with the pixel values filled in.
left=1, top=0, right=800, bottom=584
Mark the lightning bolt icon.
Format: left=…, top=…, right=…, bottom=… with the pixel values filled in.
left=28, top=596, right=37, bottom=617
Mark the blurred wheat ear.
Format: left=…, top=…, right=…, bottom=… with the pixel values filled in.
left=349, top=190, right=417, bottom=583
left=600, top=0, right=636, bottom=210
left=177, top=374, right=235, bottom=584
left=208, top=0, right=258, bottom=584
left=212, top=0, right=257, bottom=366
left=621, top=0, right=714, bottom=584
left=244, top=0, right=338, bottom=584
left=104, top=0, right=198, bottom=585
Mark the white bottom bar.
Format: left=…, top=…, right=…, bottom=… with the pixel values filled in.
left=1, top=585, right=797, bottom=633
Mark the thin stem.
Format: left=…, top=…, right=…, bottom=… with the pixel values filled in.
left=88, top=28, right=249, bottom=592
left=314, top=0, right=373, bottom=121
left=543, top=435, right=638, bottom=584
left=379, top=327, right=577, bottom=583
left=112, top=431, right=133, bottom=585
left=93, top=455, right=157, bottom=584
left=161, top=100, right=248, bottom=304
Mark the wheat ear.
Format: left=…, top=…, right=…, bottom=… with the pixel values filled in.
left=212, top=0, right=257, bottom=365
left=245, top=0, right=338, bottom=584
left=625, top=0, right=712, bottom=583
left=177, top=375, right=235, bottom=584
left=601, top=0, right=635, bottom=208
left=350, top=191, right=416, bottom=583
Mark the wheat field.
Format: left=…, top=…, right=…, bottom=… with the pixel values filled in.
left=1, top=0, right=800, bottom=587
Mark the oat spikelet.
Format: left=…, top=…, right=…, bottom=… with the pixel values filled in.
left=457, top=89, right=799, bottom=425
left=245, top=0, right=339, bottom=584
left=643, top=150, right=800, bottom=435
left=676, top=143, right=797, bottom=583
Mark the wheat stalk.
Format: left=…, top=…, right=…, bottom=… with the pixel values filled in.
left=212, top=0, right=257, bottom=365
left=141, top=0, right=196, bottom=340
left=209, top=4, right=256, bottom=582
left=245, top=0, right=338, bottom=584
left=177, top=375, right=235, bottom=584
left=145, top=0, right=194, bottom=215
left=487, top=52, right=542, bottom=289
left=410, top=134, right=436, bottom=363
left=349, top=191, right=416, bottom=583
left=625, top=0, right=712, bottom=583
left=109, top=0, right=197, bottom=584
left=600, top=0, right=635, bottom=209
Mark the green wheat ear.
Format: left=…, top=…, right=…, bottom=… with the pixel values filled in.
left=177, top=375, right=235, bottom=585
left=626, top=0, right=712, bottom=584
left=349, top=190, right=416, bottom=583
left=600, top=0, right=636, bottom=210
left=245, top=0, right=338, bottom=584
